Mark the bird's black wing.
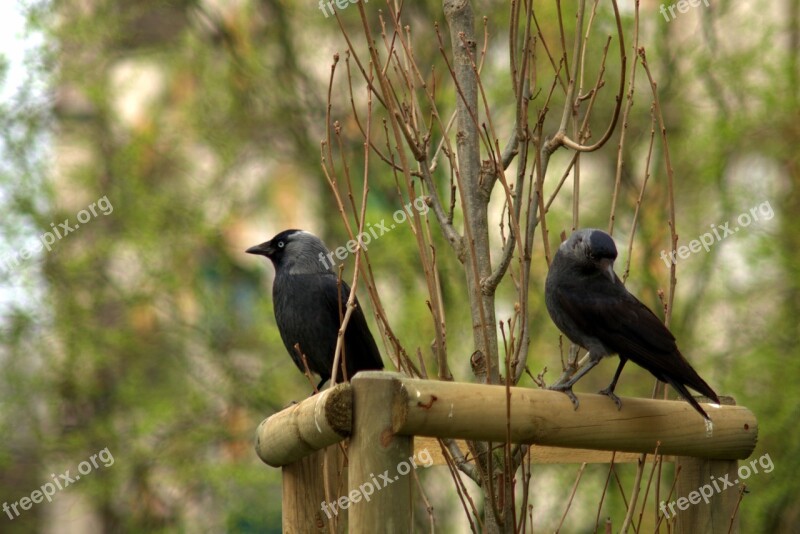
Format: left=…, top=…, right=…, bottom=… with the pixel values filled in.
left=273, top=273, right=340, bottom=379
left=273, top=273, right=383, bottom=382
left=318, top=274, right=384, bottom=381
left=552, top=279, right=719, bottom=403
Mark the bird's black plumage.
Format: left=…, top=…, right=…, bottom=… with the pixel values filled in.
left=246, top=229, right=383, bottom=390
left=545, top=228, right=720, bottom=421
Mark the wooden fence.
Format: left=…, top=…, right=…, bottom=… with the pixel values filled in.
left=256, top=372, right=758, bottom=532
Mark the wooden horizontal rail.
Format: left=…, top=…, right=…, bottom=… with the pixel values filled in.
left=255, top=383, right=351, bottom=467
left=387, top=373, right=756, bottom=460
left=413, top=437, right=674, bottom=464
left=256, top=371, right=758, bottom=467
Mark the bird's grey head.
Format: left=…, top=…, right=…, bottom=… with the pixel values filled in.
left=558, top=228, right=618, bottom=282
left=246, top=229, right=334, bottom=275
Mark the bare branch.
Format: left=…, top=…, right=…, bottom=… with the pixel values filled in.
left=545, top=0, right=626, bottom=155
left=622, top=111, right=656, bottom=284
left=609, top=0, right=642, bottom=235
left=354, top=0, right=451, bottom=379
left=639, top=47, right=678, bottom=325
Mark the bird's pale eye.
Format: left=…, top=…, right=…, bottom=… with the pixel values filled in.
left=278, top=241, right=285, bottom=248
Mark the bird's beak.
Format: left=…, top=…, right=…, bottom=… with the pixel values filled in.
left=246, top=241, right=273, bottom=257
left=599, top=258, right=616, bottom=283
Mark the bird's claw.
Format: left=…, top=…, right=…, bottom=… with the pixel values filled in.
left=599, top=387, right=623, bottom=410
left=549, top=383, right=580, bottom=410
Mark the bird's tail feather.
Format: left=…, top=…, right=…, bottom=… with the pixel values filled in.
left=680, top=363, right=721, bottom=405
left=668, top=379, right=712, bottom=421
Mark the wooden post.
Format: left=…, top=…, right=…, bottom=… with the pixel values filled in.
left=673, top=396, right=742, bottom=533
left=282, top=444, right=348, bottom=533
left=348, top=372, right=413, bottom=532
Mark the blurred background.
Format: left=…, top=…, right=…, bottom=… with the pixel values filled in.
left=0, top=0, right=797, bottom=532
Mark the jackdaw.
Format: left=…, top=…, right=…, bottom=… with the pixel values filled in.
left=545, top=228, right=720, bottom=421
left=246, top=229, right=384, bottom=390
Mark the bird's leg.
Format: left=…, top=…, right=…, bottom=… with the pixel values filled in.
left=295, top=344, right=322, bottom=395
left=549, top=355, right=602, bottom=410
left=314, top=378, right=328, bottom=394
left=599, top=358, right=627, bottom=410
left=551, top=344, right=581, bottom=388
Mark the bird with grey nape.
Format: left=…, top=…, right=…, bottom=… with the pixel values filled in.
left=246, top=229, right=383, bottom=391
left=544, top=228, right=720, bottom=421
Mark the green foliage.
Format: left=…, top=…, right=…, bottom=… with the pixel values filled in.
left=0, top=0, right=797, bottom=531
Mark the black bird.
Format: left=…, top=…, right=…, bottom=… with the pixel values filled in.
left=544, top=228, right=720, bottom=421
left=246, top=229, right=384, bottom=390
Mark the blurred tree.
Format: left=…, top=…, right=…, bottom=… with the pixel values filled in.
left=0, top=0, right=796, bottom=532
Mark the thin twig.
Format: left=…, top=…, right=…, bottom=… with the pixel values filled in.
left=594, top=451, right=617, bottom=533
left=638, top=48, right=678, bottom=326
left=609, top=0, right=642, bottom=235
left=635, top=442, right=662, bottom=532
left=727, top=484, right=747, bottom=534
left=556, top=462, right=587, bottom=532
left=620, top=453, right=647, bottom=534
